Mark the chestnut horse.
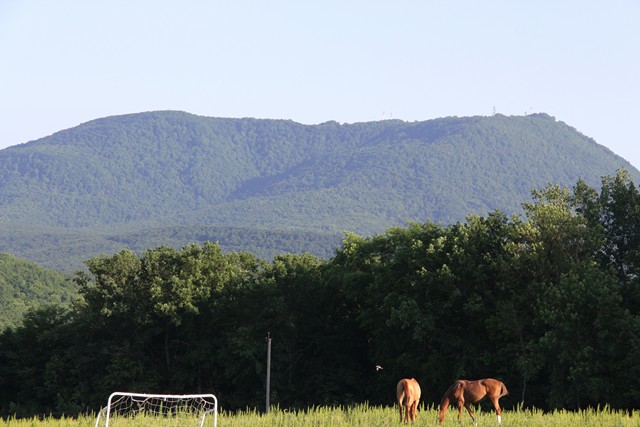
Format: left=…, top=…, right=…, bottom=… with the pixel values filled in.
left=396, top=378, right=421, bottom=424
left=438, top=378, right=508, bottom=425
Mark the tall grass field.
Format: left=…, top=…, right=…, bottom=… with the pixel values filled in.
left=1, top=404, right=638, bottom=426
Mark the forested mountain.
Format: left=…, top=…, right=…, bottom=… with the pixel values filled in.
left=0, top=254, right=76, bottom=330
left=0, top=111, right=637, bottom=272
left=2, top=110, right=640, bottom=416
left=3, top=170, right=640, bottom=415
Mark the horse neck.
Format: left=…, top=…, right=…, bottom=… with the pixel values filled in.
left=439, top=395, right=450, bottom=414
left=437, top=396, right=450, bottom=424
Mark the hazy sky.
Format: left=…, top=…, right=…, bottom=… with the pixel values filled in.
left=1, top=1, right=639, bottom=169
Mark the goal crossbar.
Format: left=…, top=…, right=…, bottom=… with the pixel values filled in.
left=95, top=392, right=218, bottom=427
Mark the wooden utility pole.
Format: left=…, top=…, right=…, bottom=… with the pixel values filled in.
left=266, top=332, right=272, bottom=414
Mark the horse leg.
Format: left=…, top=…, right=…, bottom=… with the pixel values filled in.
left=402, top=402, right=408, bottom=424
left=464, top=403, right=477, bottom=426
left=410, top=399, right=418, bottom=422
left=490, top=397, right=502, bottom=425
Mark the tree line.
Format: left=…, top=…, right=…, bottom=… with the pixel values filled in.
left=1, top=170, right=640, bottom=417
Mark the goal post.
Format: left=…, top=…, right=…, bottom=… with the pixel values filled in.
left=95, top=392, right=218, bottom=427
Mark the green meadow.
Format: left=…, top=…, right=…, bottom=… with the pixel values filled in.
left=2, top=405, right=638, bottom=427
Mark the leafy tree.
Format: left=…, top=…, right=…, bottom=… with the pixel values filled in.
left=0, top=306, right=76, bottom=416
left=533, top=265, right=639, bottom=408
left=574, top=169, right=640, bottom=312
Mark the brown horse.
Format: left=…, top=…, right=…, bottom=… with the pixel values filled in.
left=438, top=378, right=508, bottom=425
left=396, top=378, right=421, bottom=423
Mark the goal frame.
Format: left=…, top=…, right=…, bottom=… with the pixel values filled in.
left=95, top=392, right=218, bottom=427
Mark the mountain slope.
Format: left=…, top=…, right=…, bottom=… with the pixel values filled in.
left=0, top=253, right=76, bottom=329
left=0, top=111, right=637, bottom=271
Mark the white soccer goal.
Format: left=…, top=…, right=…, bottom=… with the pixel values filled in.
left=95, top=392, right=218, bottom=427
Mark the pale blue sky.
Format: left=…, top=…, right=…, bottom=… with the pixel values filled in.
left=1, top=1, right=639, bottom=169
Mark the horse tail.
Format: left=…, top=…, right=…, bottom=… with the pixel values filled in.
left=396, top=379, right=405, bottom=406
left=403, top=379, right=411, bottom=404
left=500, top=382, right=509, bottom=398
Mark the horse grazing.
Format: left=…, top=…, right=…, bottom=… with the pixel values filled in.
left=438, top=378, right=508, bottom=425
left=396, top=378, right=421, bottom=424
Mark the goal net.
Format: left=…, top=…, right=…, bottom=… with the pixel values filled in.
left=95, top=392, right=218, bottom=427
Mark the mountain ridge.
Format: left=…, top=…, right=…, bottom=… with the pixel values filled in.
left=0, top=110, right=637, bottom=271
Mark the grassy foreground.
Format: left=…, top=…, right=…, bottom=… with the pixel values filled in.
left=1, top=404, right=638, bottom=426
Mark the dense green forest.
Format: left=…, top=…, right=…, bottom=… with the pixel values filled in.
left=0, top=254, right=76, bottom=330
left=0, top=225, right=343, bottom=272
left=0, top=111, right=637, bottom=271
left=2, top=170, right=639, bottom=417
